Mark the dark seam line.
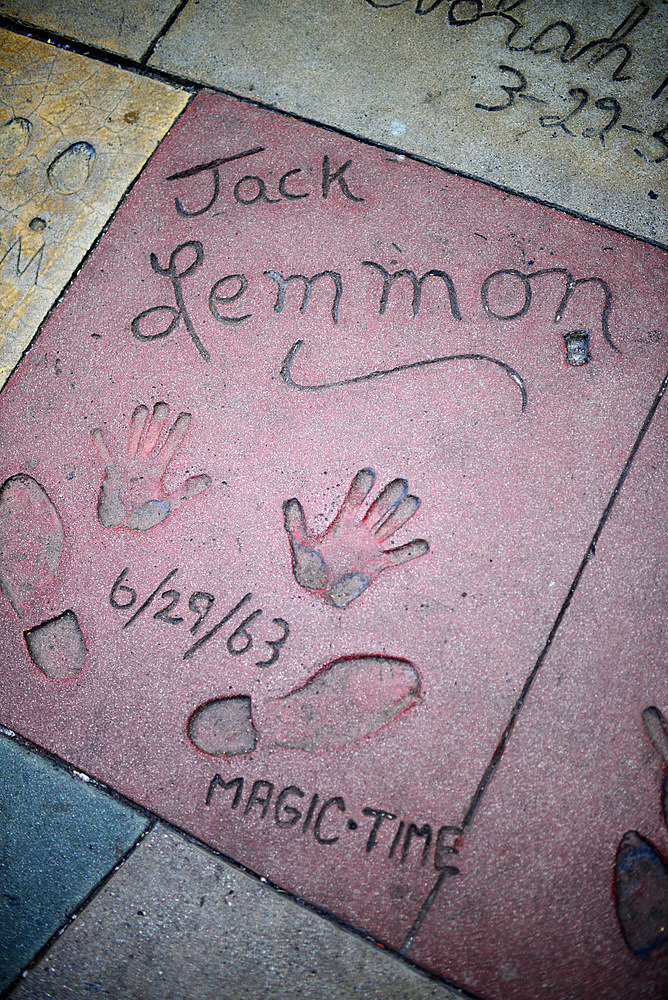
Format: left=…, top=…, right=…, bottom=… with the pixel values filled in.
left=0, top=816, right=156, bottom=1000
left=0, top=727, right=153, bottom=821
left=0, top=13, right=146, bottom=75
left=0, top=728, right=483, bottom=1000
left=399, top=870, right=447, bottom=955
left=139, top=0, right=191, bottom=69
left=461, top=368, right=668, bottom=832
left=152, top=77, right=668, bottom=253
left=400, top=368, right=668, bottom=955
left=0, top=15, right=665, bottom=253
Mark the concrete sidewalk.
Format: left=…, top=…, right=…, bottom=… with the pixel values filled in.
left=0, top=4, right=666, bottom=999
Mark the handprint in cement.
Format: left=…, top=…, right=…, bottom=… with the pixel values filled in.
left=282, top=468, right=429, bottom=608
left=91, top=401, right=211, bottom=530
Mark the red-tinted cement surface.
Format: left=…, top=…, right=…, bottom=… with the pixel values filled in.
left=0, top=91, right=665, bottom=997
left=409, top=404, right=668, bottom=1000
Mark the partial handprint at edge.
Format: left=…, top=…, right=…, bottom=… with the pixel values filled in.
left=91, top=401, right=211, bottom=530
left=282, top=468, right=429, bottom=608
left=614, top=706, right=668, bottom=959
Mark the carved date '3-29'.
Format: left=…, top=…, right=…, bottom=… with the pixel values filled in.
left=478, top=65, right=667, bottom=159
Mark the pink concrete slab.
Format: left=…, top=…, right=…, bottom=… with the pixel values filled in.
left=0, top=90, right=666, bottom=985
left=407, top=399, right=668, bottom=999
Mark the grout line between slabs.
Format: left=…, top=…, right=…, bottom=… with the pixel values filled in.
left=153, top=82, right=668, bottom=254
left=139, top=0, right=192, bottom=69
left=0, top=814, right=157, bottom=1000
left=401, top=368, right=668, bottom=954
left=0, top=15, right=665, bottom=254
left=0, top=13, right=151, bottom=74
left=0, top=728, right=482, bottom=1000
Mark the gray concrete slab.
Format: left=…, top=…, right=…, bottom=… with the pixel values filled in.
left=150, top=0, right=668, bottom=245
left=0, top=733, right=149, bottom=994
left=0, top=0, right=182, bottom=61
left=9, top=824, right=470, bottom=1000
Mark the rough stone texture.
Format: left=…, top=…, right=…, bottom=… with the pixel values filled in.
left=9, top=824, right=467, bottom=1000
left=150, top=0, right=668, bottom=245
left=0, top=733, right=149, bottom=994
left=408, top=400, right=668, bottom=997
left=0, top=1, right=181, bottom=60
left=0, top=29, right=188, bottom=385
left=0, top=89, right=665, bottom=998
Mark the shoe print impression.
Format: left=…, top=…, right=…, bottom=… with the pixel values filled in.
left=0, top=474, right=85, bottom=680
left=0, top=474, right=64, bottom=618
left=187, top=654, right=421, bottom=756
left=283, top=468, right=429, bottom=609
left=24, top=609, right=86, bottom=681
left=615, top=831, right=668, bottom=958
left=643, top=704, right=668, bottom=828
left=188, top=696, right=257, bottom=757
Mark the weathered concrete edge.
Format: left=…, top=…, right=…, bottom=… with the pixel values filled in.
left=0, top=728, right=482, bottom=1000
left=0, top=12, right=665, bottom=253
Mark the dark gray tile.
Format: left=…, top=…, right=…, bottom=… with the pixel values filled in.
left=0, top=733, right=149, bottom=992
left=10, top=824, right=466, bottom=1000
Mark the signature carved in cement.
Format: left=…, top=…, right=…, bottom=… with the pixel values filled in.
left=281, top=338, right=528, bottom=409
left=91, top=402, right=211, bottom=530
left=283, top=468, right=429, bottom=608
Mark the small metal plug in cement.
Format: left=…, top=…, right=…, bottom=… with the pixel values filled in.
left=563, top=329, right=591, bottom=366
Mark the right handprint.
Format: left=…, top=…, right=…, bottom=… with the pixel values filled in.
left=282, top=468, right=429, bottom=609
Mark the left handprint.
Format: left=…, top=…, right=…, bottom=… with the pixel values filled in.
left=91, top=402, right=211, bottom=530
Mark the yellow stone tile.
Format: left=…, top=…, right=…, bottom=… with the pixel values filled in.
left=0, top=29, right=188, bottom=385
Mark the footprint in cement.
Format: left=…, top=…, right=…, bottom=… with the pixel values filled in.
left=0, top=116, right=31, bottom=161
left=24, top=610, right=86, bottom=681
left=47, top=141, right=96, bottom=195
left=643, top=706, right=668, bottom=829
left=614, top=706, right=668, bottom=958
left=187, top=654, right=421, bottom=756
left=0, top=474, right=85, bottom=680
left=615, top=832, right=668, bottom=959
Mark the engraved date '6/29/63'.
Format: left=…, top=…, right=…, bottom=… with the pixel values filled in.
left=109, top=567, right=290, bottom=667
